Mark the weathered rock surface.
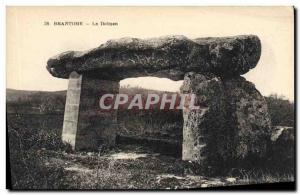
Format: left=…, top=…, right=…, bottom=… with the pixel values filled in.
left=62, top=71, right=119, bottom=150
left=268, top=126, right=294, bottom=170
left=49, top=34, right=277, bottom=172
left=181, top=72, right=227, bottom=172
left=181, top=72, right=272, bottom=171
left=222, top=76, right=271, bottom=163
left=75, top=76, right=119, bottom=150
left=47, top=35, right=261, bottom=80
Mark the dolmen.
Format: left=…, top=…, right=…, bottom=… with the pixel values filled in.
left=47, top=35, right=273, bottom=173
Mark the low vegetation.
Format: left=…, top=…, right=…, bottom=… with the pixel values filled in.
left=265, top=94, right=294, bottom=126
left=7, top=88, right=294, bottom=189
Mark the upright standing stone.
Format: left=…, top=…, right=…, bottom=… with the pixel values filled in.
left=181, top=73, right=272, bottom=171
left=62, top=71, right=82, bottom=149
left=222, top=76, right=271, bottom=163
left=61, top=71, right=119, bottom=150
left=75, top=76, right=119, bottom=150
left=181, top=72, right=227, bottom=172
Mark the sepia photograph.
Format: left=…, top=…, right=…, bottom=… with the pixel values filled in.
left=6, top=6, right=295, bottom=190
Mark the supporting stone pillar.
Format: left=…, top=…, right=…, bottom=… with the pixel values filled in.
left=62, top=71, right=119, bottom=150
left=181, top=72, right=227, bottom=173
left=181, top=72, right=272, bottom=172
left=62, top=71, right=82, bottom=149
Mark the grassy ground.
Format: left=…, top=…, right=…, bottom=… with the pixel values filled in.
left=7, top=113, right=294, bottom=190
left=8, top=135, right=294, bottom=190
left=18, top=144, right=294, bottom=190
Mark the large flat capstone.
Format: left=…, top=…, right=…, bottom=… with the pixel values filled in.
left=47, top=35, right=261, bottom=80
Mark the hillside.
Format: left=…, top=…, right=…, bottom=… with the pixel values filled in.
left=6, top=89, right=66, bottom=114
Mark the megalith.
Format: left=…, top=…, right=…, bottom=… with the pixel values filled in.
left=180, top=72, right=271, bottom=171
left=181, top=72, right=227, bottom=171
left=62, top=71, right=82, bottom=149
left=47, top=34, right=271, bottom=171
left=222, top=76, right=271, bottom=163
left=47, top=35, right=261, bottom=80
left=62, top=71, right=119, bottom=150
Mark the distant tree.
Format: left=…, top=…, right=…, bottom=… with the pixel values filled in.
left=265, top=94, right=294, bottom=126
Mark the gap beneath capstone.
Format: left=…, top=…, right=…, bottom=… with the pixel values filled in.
left=117, top=77, right=184, bottom=158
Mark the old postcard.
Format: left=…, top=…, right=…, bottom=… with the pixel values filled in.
left=6, top=6, right=295, bottom=190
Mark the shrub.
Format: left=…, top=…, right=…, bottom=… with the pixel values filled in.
left=7, top=118, right=70, bottom=189
left=265, top=94, right=294, bottom=126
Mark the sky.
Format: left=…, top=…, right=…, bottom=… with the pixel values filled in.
left=7, top=6, right=294, bottom=100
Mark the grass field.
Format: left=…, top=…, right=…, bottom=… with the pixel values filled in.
left=7, top=89, right=295, bottom=190
left=7, top=113, right=294, bottom=190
